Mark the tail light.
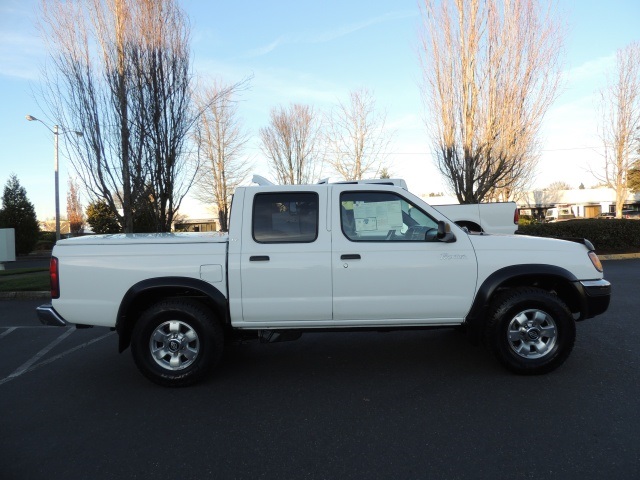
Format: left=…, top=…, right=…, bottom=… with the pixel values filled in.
left=50, top=256, right=60, bottom=299
left=514, top=208, right=520, bottom=224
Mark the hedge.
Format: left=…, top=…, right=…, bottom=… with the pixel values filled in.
left=517, top=219, right=640, bottom=253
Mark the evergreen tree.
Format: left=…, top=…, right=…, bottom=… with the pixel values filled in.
left=0, top=174, right=40, bottom=254
left=86, top=200, right=122, bottom=234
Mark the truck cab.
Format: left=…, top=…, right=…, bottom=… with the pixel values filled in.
left=228, top=182, right=476, bottom=328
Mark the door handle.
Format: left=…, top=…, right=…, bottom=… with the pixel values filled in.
left=250, top=255, right=270, bottom=262
left=341, top=254, right=361, bottom=260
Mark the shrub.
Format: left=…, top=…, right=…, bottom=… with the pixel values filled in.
left=517, top=219, right=640, bottom=253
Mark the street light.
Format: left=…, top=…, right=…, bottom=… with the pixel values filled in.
left=25, top=115, right=82, bottom=242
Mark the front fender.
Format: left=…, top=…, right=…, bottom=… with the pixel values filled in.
left=464, top=264, right=582, bottom=343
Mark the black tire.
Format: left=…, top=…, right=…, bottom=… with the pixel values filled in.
left=485, top=287, right=575, bottom=375
left=131, top=299, right=224, bottom=387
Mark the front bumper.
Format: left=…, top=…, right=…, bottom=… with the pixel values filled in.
left=578, top=279, right=611, bottom=319
left=36, top=304, right=68, bottom=327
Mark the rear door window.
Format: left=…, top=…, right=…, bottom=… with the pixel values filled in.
left=252, top=192, right=319, bottom=243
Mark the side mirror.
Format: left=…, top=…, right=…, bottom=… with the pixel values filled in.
left=436, top=221, right=456, bottom=243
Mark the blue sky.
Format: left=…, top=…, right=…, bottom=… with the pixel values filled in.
left=1, top=0, right=639, bottom=220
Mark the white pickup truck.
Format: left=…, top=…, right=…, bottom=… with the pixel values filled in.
left=435, top=202, right=518, bottom=234
left=37, top=179, right=610, bottom=387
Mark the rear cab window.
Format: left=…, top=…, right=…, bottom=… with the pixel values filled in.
left=252, top=192, right=319, bottom=243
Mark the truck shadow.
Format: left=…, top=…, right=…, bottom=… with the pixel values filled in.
left=219, top=328, right=497, bottom=383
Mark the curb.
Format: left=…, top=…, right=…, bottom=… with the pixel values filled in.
left=599, top=253, right=640, bottom=260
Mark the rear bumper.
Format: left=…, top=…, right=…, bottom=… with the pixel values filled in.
left=36, top=304, right=68, bottom=327
left=579, top=279, right=611, bottom=319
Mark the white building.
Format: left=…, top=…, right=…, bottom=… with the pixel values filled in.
left=421, top=188, right=640, bottom=220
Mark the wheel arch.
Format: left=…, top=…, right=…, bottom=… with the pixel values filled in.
left=116, top=277, right=228, bottom=353
left=464, top=264, right=585, bottom=342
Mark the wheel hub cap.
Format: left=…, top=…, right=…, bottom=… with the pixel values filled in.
left=149, top=320, right=200, bottom=371
left=507, top=309, right=557, bottom=360
left=526, top=328, right=541, bottom=341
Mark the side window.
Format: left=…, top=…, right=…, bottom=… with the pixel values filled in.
left=253, top=192, right=318, bottom=243
left=340, top=191, right=439, bottom=242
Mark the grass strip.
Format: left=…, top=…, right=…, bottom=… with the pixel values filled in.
left=0, top=267, right=48, bottom=277
left=0, top=271, right=50, bottom=292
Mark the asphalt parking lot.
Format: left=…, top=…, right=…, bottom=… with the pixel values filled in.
left=1, top=260, right=639, bottom=480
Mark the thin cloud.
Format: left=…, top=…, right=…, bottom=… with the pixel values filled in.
left=311, top=10, right=417, bottom=43
left=245, top=9, right=417, bottom=58
left=246, top=36, right=285, bottom=58
left=564, top=54, right=615, bottom=85
left=0, top=32, right=44, bottom=80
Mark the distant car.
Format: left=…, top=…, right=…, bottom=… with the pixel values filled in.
left=622, top=210, right=640, bottom=219
left=545, top=206, right=576, bottom=223
left=597, top=212, right=615, bottom=219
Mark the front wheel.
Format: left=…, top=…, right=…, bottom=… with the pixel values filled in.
left=485, top=288, right=576, bottom=375
left=131, top=299, right=224, bottom=387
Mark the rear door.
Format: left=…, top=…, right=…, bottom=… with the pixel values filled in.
left=238, top=186, right=332, bottom=323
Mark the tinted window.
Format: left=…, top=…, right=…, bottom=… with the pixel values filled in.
left=253, top=192, right=318, bottom=243
left=340, top=191, right=439, bottom=242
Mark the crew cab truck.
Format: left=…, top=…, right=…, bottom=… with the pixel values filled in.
left=37, top=179, right=611, bottom=387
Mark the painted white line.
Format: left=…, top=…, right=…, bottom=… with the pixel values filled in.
left=27, top=331, right=116, bottom=372
left=0, top=330, right=115, bottom=386
left=1, top=328, right=75, bottom=384
left=0, top=327, right=17, bottom=340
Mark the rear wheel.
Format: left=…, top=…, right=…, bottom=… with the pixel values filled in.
left=131, top=299, right=223, bottom=387
left=485, top=287, right=575, bottom=375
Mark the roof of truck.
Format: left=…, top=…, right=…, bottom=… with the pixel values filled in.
left=251, top=175, right=407, bottom=190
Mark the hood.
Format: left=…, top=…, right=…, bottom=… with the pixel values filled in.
left=468, top=233, right=592, bottom=254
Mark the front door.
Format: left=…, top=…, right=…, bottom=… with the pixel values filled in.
left=332, top=187, right=477, bottom=324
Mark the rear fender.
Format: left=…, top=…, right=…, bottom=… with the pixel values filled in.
left=115, top=277, right=229, bottom=352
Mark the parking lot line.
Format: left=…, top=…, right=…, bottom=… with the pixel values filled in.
left=1, top=328, right=75, bottom=384
left=0, top=330, right=115, bottom=386
left=0, top=327, right=17, bottom=340
left=25, top=330, right=115, bottom=373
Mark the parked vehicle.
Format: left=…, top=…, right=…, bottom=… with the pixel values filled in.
left=545, top=206, right=576, bottom=223
left=435, top=202, right=518, bottom=234
left=37, top=177, right=610, bottom=386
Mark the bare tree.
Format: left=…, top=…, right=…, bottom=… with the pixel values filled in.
left=38, top=0, right=196, bottom=232
left=66, top=178, right=85, bottom=235
left=192, top=80, right=250, bottom=231
left=260, top=104, right=323, bottom=185
left=419, top=0, right=563, bottom=203
left=325, top=88, right=394, bottom=180
left=546, top=181, right=572, bottom=191
left=594, top=42, right=640, bottom=217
